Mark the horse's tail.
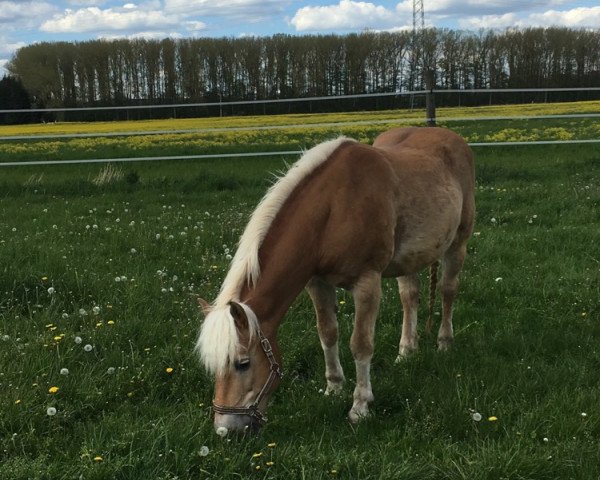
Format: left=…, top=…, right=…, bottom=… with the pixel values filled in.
left=425, top=261, right=439, bottom=334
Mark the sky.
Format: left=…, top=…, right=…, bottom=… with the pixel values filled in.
left=1, top=0, right=599, bottom=74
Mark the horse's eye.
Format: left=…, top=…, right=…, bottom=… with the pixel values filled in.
left=234, top=359, right=251, bottom=372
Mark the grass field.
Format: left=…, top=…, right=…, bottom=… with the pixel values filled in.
left=0, top=104, right=599, bottom=479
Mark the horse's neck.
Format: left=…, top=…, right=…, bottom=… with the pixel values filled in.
left=243, top=223, right=318, bottom=332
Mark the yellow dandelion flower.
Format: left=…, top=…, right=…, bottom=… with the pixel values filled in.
left=93, top=456, right=103, bottom=462
left=255, top=465, right=261, bottom=471
left=107, top=320, right=115, bottom=325
left=127, top=392, right=134, bottom=398
left=15, top=399, right=21, bottom=405
left=266, top=461, right=275, bottom=466
left=96, top=322, right=103, bottom=328
left=48, top=386, right=59, bottom=394
left=166, top=367, right=174, bottom=374
left=488, top=416, right=498, bottom=422
left=53, top=336, right=62, bottom=341
left=267, top=442, right=277, bottom=448
left=252, top=452, right=263, bottom=458
left=41, top=276, right=48, bottom=281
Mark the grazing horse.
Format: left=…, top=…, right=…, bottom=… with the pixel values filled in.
left=196, top=127, right=475, bottom=434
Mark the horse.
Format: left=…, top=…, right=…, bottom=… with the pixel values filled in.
left=196, top=127, right=475, bottom=434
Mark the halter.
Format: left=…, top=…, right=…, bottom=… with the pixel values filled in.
left=212, top=327, right=283, bottom=426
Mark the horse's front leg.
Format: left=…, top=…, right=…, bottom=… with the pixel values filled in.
left=306, top=277, right=345, bottom=395
left=348, top=271, right=381, bottom=423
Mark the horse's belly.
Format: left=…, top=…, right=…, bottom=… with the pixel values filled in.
left=383, top=207, right=462, bottom=277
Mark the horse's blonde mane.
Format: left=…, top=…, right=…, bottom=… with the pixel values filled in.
left=214, top=136, right=354, bottom=309
left=196, top=136, right=354, bottom=374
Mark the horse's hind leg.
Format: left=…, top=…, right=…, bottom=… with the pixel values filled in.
left=349, top=271, right=381, bottom=423
left=438, top=242, right=468, bottom=350
left=306, top=277, right=345, bottom=395
left=396, top=274, right=420, bottom=362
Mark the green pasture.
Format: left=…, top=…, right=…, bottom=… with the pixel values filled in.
left=0, top=105, right=599, bottom=479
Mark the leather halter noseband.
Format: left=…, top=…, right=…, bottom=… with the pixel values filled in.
left=212, top=327, right=283, bottom=425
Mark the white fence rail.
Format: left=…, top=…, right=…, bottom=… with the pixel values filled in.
left=1, top=87, right=599, bottom=167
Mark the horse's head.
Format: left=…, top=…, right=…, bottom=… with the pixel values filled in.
left=196, top=299, right=282, bottom=434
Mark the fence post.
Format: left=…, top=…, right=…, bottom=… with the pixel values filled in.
left=425, top=69, right=436, bottom=127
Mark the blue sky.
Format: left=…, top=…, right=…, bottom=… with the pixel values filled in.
left=1, top=0, right=599, bottom=74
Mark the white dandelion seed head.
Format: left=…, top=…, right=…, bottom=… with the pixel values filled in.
left=472, top=412, right=482, bottom=422
left=92, top=306, right=101, bottom=315
left=83, top=344, right=93, bottom=352
left=47, top=407, right=57, bottom=416
left=199, top=446, right=209, bottom=457
left=74, top=336, right=82, bottom=344
left=47, top=287, right=55, bottom=295
left=60, top=368, right=69, bottom=376
left=107, top=367, right=116, bottom=375
left=79, top=308, right=87, bottom=316
left=216, top=426, right=228, bottom=437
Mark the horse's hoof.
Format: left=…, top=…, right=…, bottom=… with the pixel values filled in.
left=396, top=344, right=418, bottom=362
left=324, top=381, right=344, bottom=396
left=348, top=407, right=371, bottom=424
left=437, top=336, right=453, bottom=351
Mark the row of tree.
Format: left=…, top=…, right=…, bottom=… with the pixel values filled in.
left=3, top=27, right=600, bottom=120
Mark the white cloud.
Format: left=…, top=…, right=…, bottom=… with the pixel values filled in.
left=459, top=6, right=600, bottom=29
left=0, top=1, right=56, bottom=26
left=40, top=5, right=181, bottom=33
left=164, top=0, right=286, bottom=19
left=529, top=7, right=600, bottom=28
left=290, top=0, right=397, bottom=32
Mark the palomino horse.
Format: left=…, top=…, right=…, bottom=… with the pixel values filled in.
left=196, top=127, right=475, bottom=434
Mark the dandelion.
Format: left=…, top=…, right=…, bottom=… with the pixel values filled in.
left=488, top=416, right=498, bottom=422
left=267, top=442, right=277, bottom=448
left=471, top=412, right=482, bottom=422
left=543, top=437, right=549, bottom=443
left=47, top=407, right=57, bottom=416
left=53, top=336, right=63, bottom=342
left=252, top=452, right=263, bottom=458
left=74, top=336, right=82, bottom=344
left=15, top=399, right=21, bottom=405
left=266, top=461, right=275, bottom=466
left=130, top=248, right=137, bottom=254
left=490, top=217, right=497, bottom=224
left=83, top=344, right=93, bottom=352
left=61, top=313, right=69, bottom=319
left=92, top=306, right=101, bottom=315
left=495, top=277, right=503, bottom=282
left=107, top=367, right=115, bottom=375
left=48, top=386, right=59, bottom=394
left=166, top=367, right=174, bottom=374
left=60, top=368, right=69, bottom=376
left=107, top=320, right=115, bottom=325
left=41, top=276, right=48, bottom=281
left=79, top=308, right=87, bottom=316
left=47, top=287, right=55, bottom=295
left=581, top=412, right=588, bottom=417
left=216, top=426, right=228, bottom=437
left=199, top=446, right=209, bottom=457
left=93, top=456, right=103, bottom=462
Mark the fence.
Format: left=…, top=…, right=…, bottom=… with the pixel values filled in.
left=1, top=87, right=599, bottom=167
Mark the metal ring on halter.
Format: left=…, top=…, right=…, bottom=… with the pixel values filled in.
left=212, top=327, right=283, bottom=425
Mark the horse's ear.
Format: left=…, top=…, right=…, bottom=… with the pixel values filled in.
left=197, top=297, right=212, bottom=316
left=228, top=301, right=248, bottom=331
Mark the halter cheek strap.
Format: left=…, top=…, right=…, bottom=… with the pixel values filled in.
left=212, top=328, right=283, bottom=425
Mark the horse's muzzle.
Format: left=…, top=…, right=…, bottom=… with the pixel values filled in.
left=214, top=413, right=261, bottom=435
